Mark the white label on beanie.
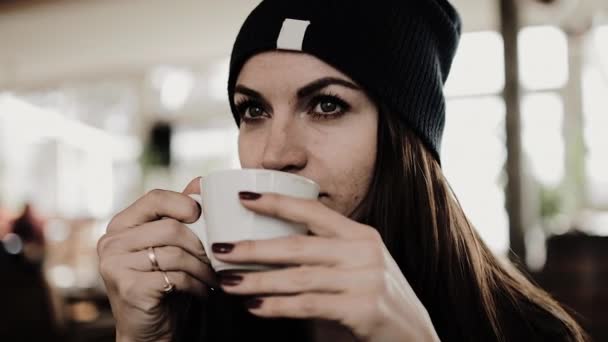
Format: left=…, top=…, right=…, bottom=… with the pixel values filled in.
left=277, top=19, right=311, bottom=51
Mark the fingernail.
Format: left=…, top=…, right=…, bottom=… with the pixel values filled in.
left=245, top=297, right=263, bottom=309
left=219, top=272, right=243, bottom=286
left=239, top=191, right=262, bottom=200
left=212, top=243, right=235, bottom=254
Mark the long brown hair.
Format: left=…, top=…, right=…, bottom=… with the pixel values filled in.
left=351, top=103, right=587, bottom=341
left=171, top=103, right=587, bottom=341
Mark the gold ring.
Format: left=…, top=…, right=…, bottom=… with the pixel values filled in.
left=147, top=247, right=161, bottom=271
left=161, top=271, right=175, bottom=294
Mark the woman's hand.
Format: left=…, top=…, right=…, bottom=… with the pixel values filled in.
left=97, top=179, right=218, bottom=342
left=214, top=192, right=440, bottom=342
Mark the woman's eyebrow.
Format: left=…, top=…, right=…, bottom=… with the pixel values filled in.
left=297, top=77, right=361, bottom=98
left=233, top=77, right=361, bottom=104
left=234, top=85, right=272, bottom=109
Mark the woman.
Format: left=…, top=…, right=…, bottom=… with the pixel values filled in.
left=97, top=0, right=587, bottom=341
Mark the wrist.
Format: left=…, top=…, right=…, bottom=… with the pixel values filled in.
left=116, top=331, right=133, bottom=342
left=115, top=330, right=173, bottom=342
left=418, top=323, right=440, bottom=342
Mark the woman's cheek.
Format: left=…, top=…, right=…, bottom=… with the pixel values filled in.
left=238, top=126, right=267, bottom=162
left=238, top=134, right=258, bottom=168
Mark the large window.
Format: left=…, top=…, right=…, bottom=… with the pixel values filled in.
left=442, top=26, right=572, bottom=256
left=443, top=31, right=509, bottom=254
left=583, top=25, right=608, bottom=208
left=443, top=96, right=508, bottom=254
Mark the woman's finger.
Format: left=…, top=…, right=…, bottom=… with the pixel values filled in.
left=120, top=270, right=210, bottom=305
left=181, top=177, right=202, bottom=195
left=242, top=292, right=360, bottom=322
left=123, top=246, right=217, bottom=287
left=213, top=235, right=384, bottom=268
left=107, top=189, right=201, bottom=233
left=219, top=265, right=383, bottom=296
left=98, top=219, right=208, bottom=262
left=239, top=192, right=369, bottom=239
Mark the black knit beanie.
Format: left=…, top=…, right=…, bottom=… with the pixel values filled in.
left=227, top=0, right=461, bottom=162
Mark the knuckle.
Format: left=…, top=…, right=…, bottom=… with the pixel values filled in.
left=106, top=216, right=120, bottom=233
left=96, top=234, right=109, bottom=256
left=370, top=248, right=384, bottom=266
left=362, top=226, right=383, bottom=243
left=293, top=267, right=314, bottom=288
left=97, top=234, right=118, bottom=255
left=362, top=249, right=383, bottom=266
left=98, top=257, right=115, bottom=279
left=364, top=240, right=384, bottom=265
left=146, top=188, right=165, bottom=201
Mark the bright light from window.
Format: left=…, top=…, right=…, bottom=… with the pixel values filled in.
left=444, top=31, right=505, bottom=97
left=45, top=219, right=71, bottom=242
left=209, top=58, right=231, bottom=102
left=519, top=26, right=569, bottom=90
left=150, top=66, right=195, bottom=112
left=0, top=95, right=137, bottom=217
left=442, top=96, right=509, bottom=255
left=0, top=94, right=141, bottom=161
left=594, top=25, right=608, bottom=78
left=84, top=150, right=114, bottom=219
left=582, top=66, right=608, bottom=206
left=172, top=128, right=238, bottom=161
left=522, top=93, right=565, bottom=187
left=48, top=265, right=76, bottom=289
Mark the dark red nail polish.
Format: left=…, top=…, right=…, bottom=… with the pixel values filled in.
left=245, top=297, right=263, bottom=309
left=212, top=243, right=235, bottom=254
left=239, top=191, right=262, bottom=200
left=219, top=273, right=243, bottom=286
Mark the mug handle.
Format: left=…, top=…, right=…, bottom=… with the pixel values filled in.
left=186, top=194, right=213, bottom=266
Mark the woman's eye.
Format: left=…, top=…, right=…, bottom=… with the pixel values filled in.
left=317, top=101, right=339, bottom=113
left=246, top=105, right=264, bottom=118
left=310, top=95, right=350, bottom=118
left=236, top=100, right=266, bottom=120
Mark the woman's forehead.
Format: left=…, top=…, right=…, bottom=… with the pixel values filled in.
left=235, top=51, right=356, bottom=88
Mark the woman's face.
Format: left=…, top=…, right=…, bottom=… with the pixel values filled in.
left=235, top=52, right=378, bottom=217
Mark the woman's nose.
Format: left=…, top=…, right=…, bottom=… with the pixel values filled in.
left=260, top=120, right=307, bottom=173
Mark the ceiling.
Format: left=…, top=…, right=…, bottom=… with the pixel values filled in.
left=0, top=0, right=606, bottom=89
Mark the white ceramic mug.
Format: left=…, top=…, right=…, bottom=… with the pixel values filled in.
left=186, top=169, right=320, bottom=272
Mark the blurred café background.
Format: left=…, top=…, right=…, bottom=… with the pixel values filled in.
left=0, top=0, right=607, bottom=341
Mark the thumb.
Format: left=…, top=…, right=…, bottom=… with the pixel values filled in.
left=181, top=177, right=201, bottom=195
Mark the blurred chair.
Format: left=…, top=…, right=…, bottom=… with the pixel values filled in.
left=535, top=232, right=608, bottom=341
